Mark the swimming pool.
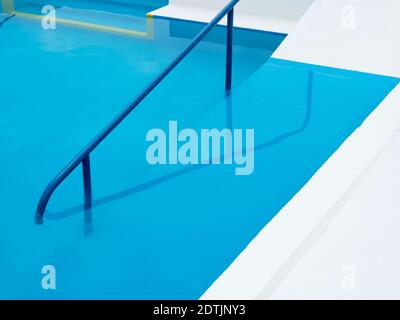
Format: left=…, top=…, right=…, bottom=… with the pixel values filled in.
left=0, top=0, right=398, bottom=299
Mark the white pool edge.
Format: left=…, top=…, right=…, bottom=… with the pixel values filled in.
left=148, top=4, right=296, bottom=34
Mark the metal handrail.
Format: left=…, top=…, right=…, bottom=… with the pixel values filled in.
left=34, top=0, right=239, bottom=225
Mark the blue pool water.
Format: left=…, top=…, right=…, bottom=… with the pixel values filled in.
left=0, top=0, right=399, bottom=299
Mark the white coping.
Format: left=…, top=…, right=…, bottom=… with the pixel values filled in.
left=149, top=0, right=315, bottom=34
left=202, top=0, right=400, bottom=300
left=273, top=0, right=400, bottom=78
left=269, top=124, right=400, bottom=299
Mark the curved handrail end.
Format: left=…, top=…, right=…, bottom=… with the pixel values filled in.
left=34, top=212, right=44, bottom=225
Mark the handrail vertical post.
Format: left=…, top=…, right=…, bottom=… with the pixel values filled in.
left=225, top=8, right=234, bottom=91
left=82, top=156, right=93, bottom=211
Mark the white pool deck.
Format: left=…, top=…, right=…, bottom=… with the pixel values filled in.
left=196, top=0, right=400, bottom=300
left=149, top=0, right=314, bottom=34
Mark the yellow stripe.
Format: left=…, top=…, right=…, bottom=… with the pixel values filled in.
left=146, top=15, right=154, bottom=38
left=15, top=11, right=154, bottom=39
